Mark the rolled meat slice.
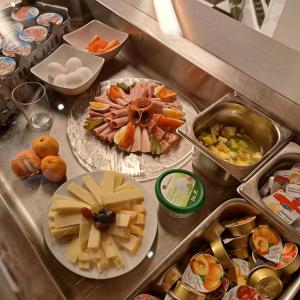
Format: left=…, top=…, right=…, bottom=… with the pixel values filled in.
left=131, top=126, right=142, bottom=153
left=90, top=111, right=105, bottom=118
left=93, top=122, right=109, bottom=136
left=147, top=119, right=157, bottom=134
left=99, top=126, right=114, bottom=141
left=141, top=128, right=151, bottom=153
left=115, top=98, right=127, bottom=106
left=152, top=126, right=166, bottom=142
left=107, top=130, right=117, bottom=143
left=111, top=108, right=128, bottom=118
left=160, top=139, right=171, bottom=153
left=105, top=116, right=113, bottom=124
left=110, top=116, right=130, bottom=129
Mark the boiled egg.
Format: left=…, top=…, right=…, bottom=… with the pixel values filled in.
left=47, top=62, right=65, bottom=79
left=76, top=66, right=93, bottom=81
left=65, top=71, right=84, bottom=88
left=53, top=73, right=67, bottom=87
left=65, top=57, right=83, bottom=73
left=162, top=108, right=185, bottom=119
left=114, top=125, right=127, bottom=146
left=89, top=101, right=110, bottom=112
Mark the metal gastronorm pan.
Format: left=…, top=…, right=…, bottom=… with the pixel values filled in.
left=126, top=199, right=300, bottom=300
left=238, top=142, right=300, bottom=244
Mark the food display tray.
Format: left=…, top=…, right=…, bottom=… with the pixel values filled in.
left=67, top=77, right=199, bottom=182
left=238, top=142, right=300, bottom=244
left=0, top=1, right=71, bottom=127
left=127, top=198, right=300, bottom=300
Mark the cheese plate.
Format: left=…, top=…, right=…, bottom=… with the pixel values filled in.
left=43, top=170, right=158, bottom=279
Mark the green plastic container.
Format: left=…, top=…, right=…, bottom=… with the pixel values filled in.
left=155, top=169, right=205, bottom=218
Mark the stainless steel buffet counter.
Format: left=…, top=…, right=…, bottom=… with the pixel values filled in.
left=1, top=0, right=300, bottom=299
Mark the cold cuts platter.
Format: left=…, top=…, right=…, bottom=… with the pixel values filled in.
left=67, top=78, right=198, bottom=181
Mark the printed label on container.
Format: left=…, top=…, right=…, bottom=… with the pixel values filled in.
left=286, top=184, right=300, bottom=197
left=232, top=259, right=251, bottom=277
left=222, top=285, right=263, bottom=300
left=275, top=243, right=298, bottom=270
left=161, top=173, right=199, bottom=208
left=270, top=175, right=290, bottom=194
left=263, top=189, right=300, bottom=224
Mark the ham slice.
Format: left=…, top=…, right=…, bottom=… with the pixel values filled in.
left=115, top=98, right=127, bottom=106
left=90, top=111, right=104, bottom=118
left=110, top=116, right=130, bottom=129
left=93, top=123, right=109, bottom=136
left=99, top=126, right=113, bottom=141
left=141, top=128, right=151, bottom=153
left=105, top=116, right=113, bottom=124
left=111, top=108, right=128, bottom=118
left=164, top=132, right=180, bottom=144
left=131, top=126, right=142, bottom=153
left=152, top=126, right=166, bottom=142
left=147, top=119, right=157, bottom=134
left=95, top=94, right=123, bottom=110
left=107, top=130, right=117, bottom=143
left=130, top=83, right=148, bottom=101
left=160, top=139, right=171, bottom=153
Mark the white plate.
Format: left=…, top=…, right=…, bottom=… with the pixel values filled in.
left=43, top=170, right=158, bottom=279
left=63, top=20, right=129, bottom=60
left=31, top=44, right=105, bottom=95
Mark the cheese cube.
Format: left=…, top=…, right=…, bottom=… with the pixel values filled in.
left=135, top=213, right=145, bottom=226
left=96, top=248, right=110, bottom=272
left=82, top=175, right=103, bottom=205
left=79, top=250, right=90, bottom=261
left=87, top=223, right=101, bottom=249
left=67, top=182, right=96, bottom=205
left=118, top=210, right=138, bottom=222
left=50, top=225, right=79, bottom=239
left=52, top=199, right=91, bottom=213
left=79, top=261, right=90, bottom=270
left=65, top=236, right=81, bottom=264
left=79, top=216, right=91, bottom=250
left=132, top=204, right=146, bottom=214
left=102, top=189, right=143, bottom=207
left=108, top=226, right=130, bottom=239
left=114, top=182, right=136, bottom=192
left=99, top=171, right=115, bottom=194
left=115, top=214, right=131, bottom=227
left=115, top=234, right=141, bottom=255
left=130, top=224, right=144, bottom=237
left=113, top=172, right=124, bottom=189
left=55, top=212, right=82, bottom=228
left=101, top=233, right=117, bottom=260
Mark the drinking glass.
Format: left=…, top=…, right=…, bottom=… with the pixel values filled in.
left=12, top=82, right=53, bottom=130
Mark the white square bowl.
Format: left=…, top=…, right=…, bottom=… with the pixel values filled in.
left=63, top=20, right=129, bottom=61
left=31, top=44, right=105, bottom=95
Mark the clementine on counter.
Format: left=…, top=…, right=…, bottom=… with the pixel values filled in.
left=11, top=150, right=41, bottom=178
left=41, top=156, right=66, bottom=182
left=32, top=135, right=59, bottom=158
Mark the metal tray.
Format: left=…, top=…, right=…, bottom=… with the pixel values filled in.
left=178, top=93, right=291, bottom=183
left=127, top=198, right=300, bottom=300
left=238, top=142, right=300, bottom=244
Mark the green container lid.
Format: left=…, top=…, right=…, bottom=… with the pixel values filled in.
left=155, top=169, right=205, bottom=215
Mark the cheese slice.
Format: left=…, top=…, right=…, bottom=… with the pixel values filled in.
left=135, top=213, right=145, bottom=226
left=108, top=226, right=130, bottom=239
left=102, top=189, right=143, bottom=207
left=87, top=223, right=101, bottom=249
left=52, top=194, right=86, bottom=206
left=104, top=234, right=124, bottom=269
left=65, top=236, right=81, bottom=264
left=118, top=210, right=138, bottom=222
left=89, top=248, right=101, bottom=260
left=50, top=225, right=79, bottom=238
left=79, top=250, right=90, bottom=261
left=114, top=182, right=136, bottom=192
left=67, top=182, right=96, bottom=206
left=115, top=234, right=141, bottom=255
left=99, top=171, right=115, bottom=194
left=52, top=199, right=91, bottom=212
left=49, top=219, right=55, bottom=229
left=113, top=203, right=132, bottom=211
left=115, top=213, right=131, bottom=227
left=82, top=175, right=103, bottom=205
left=130, top=224, right=144, bottom=237
left=113, top=172, right=124, bottom=189
left=101, top=233, right=117, bottom=260
left=132, top=204, right=146, bottom=214
left=79, top=216, right=91, bottom=250
left=55, top=212, right=82, bottom=228
left=96, top=248, right=110, bottom=272
left=48, top=210, right=56, bottom=219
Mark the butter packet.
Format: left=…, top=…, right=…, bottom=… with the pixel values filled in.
left=270, top=175, right=290, bottom=194
left=263, top=189, right=300, bottom=224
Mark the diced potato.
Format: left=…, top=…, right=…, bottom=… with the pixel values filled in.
left=215, top=143, right=231, bottom=153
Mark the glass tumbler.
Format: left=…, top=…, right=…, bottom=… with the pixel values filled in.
left=12, top=82, right=53, bottom=130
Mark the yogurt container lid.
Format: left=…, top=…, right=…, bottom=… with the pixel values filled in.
left=0, top=21, right=23, bottom=36
left=2, top=40, right=31, bottom=57
left=19, top=25, right=48, bottom=43
left=155, top=169, right=204, bottom=214
left=11, top=6, right=39, bottom=22
left=0, top=56, right=16, bottom=77
left=37, top=13, right=63, bottom=27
